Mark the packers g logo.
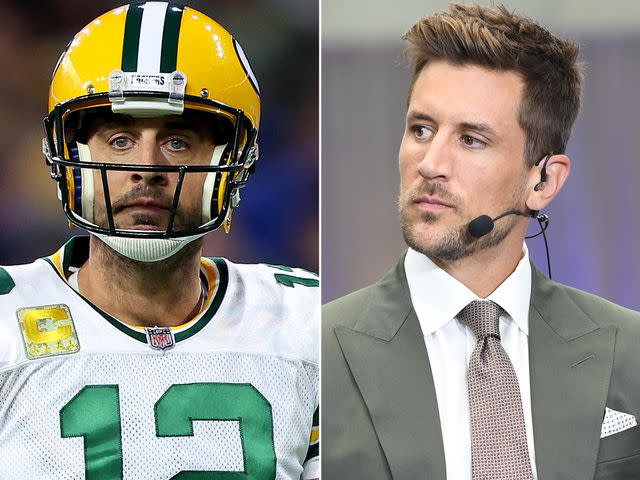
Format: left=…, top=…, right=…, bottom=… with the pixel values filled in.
left=17, top=304, right=80, bottom=359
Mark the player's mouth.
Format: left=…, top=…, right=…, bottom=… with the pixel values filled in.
left=119, top=199, right=171, bottom=215
left=413, top=195, right=454, bottom=212
left=115, top=199, right=172, bottom=229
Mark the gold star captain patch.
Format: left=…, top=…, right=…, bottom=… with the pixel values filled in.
left=17, top=304, right=80, bottom=359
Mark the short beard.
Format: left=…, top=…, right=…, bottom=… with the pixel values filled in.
left=398, top=183, right=526, bottom=263
left=400, top=210, right=517, bottom=262
left=94, top=185, right=202, bottom=233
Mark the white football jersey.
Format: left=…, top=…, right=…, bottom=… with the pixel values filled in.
left=0, top=237, right=319, bottom=480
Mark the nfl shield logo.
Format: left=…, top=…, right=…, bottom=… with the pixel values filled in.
left=145, top=326, right=175, bottom=350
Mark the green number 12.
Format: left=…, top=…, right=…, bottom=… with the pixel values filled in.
left=60, top=383, right=276, bottom=479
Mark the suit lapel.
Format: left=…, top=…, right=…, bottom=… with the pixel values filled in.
left=335, top=257, right=446, bottom=479
left=529, top=263, right=616, bottom=479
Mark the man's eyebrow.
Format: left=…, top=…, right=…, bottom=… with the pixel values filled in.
left=406, top=111, right=436, bottom=123
left=406, top=112, right=501, bottom=139
left=459, top=121, right=500, bottom=139
left=94, top=117, right=134, bottom=132
left=162, top=120, right=197, bottom=132
left=94, top=119, right=198, bottom=135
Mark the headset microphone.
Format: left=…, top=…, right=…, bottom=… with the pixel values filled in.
left=467, top=210, right=552, bottom=279
left=465, top=152, right=554, bottom=276
left=467, top=210, right=531, bottom=238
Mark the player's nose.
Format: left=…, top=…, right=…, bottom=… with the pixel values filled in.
left=417, top=133, right=454, bottom=181
left=130, top=132, right=169, bottom=186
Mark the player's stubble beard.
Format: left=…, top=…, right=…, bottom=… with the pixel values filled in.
left=87, top=188, right=206, bottom=326
left=398, top=180, right=527, bottom=262
left=92, top=184, right=204, bottom=274
left=95, top=184, right=202, bottom=234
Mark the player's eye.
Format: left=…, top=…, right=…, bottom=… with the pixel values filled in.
left=166, top=137, right=189, bottom=151
left=410, top=125, right=434, bottom=141
left=109, top=136, right=133, bottom=150
left=460, top=134, right=486, bottom=149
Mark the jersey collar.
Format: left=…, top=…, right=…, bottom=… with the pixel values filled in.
left=42, top=236, right=229, bottom=345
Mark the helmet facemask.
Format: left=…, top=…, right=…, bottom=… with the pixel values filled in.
left=43, top=96, right=258, bottom=261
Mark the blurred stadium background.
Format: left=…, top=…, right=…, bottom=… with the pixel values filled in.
left=323, top=0, right=640, bottom=307
left=0, top=0, right=318, bottom=271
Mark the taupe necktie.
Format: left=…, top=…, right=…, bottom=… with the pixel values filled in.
left=457, top=300, right=533, bottom=480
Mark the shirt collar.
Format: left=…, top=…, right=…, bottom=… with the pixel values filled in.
left=404, top=244, right=532, bottom=336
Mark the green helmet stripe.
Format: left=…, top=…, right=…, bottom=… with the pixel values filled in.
left=121, top=4, right=144, bottom=72
left=160, top=4, right=184, bottom=73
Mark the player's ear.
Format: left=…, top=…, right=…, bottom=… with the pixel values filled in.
left=526, top=154, right=570, bottom=212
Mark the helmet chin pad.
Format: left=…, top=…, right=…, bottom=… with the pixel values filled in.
left=94, top=232, right=205, bottom=262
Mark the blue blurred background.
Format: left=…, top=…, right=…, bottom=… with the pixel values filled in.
left=0, top=0, right=318, bottom=271
left=322, top=0, right=640, bottom=308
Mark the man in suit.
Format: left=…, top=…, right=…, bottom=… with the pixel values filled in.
left=322, top=4, right=640, bottom=479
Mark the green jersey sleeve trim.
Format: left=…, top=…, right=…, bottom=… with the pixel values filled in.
left=0, top=267, right=15, bottom=295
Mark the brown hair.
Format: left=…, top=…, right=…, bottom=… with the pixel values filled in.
left=403, top=3, right=582, bottom=166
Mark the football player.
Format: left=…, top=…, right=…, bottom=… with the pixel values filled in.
left=0, top=3, right=319, bottom=479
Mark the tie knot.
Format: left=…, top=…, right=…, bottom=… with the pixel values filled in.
left=457, top=300, right=502, bottom=339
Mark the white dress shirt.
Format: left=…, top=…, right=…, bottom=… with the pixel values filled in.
left=404, top=246, right=538, bottom=480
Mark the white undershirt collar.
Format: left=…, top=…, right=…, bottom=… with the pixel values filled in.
left=405, top=243, right=532, bottom=336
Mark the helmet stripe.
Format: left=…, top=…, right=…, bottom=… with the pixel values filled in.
left=160, top=4, right=184, bottom=73
left=122, top=4, right=144, bottom=71
left=122, top=2, right=184, bottom=74
left=137, top=2, right=169, bottom=72
left=51, top=39, right=72, bottom=81
left=233, top=39, right=261, bottom=95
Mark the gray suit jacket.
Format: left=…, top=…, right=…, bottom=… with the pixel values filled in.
left=322, top=256, right=640, bottom=479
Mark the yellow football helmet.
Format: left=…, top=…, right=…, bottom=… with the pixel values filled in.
left=43, top=2, right=260, bottom=243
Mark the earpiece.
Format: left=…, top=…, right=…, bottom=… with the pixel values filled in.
left=534, top=154, right=551, bottom=191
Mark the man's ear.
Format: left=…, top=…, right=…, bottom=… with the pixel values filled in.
left=526, top=154, right=571, bottom=212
